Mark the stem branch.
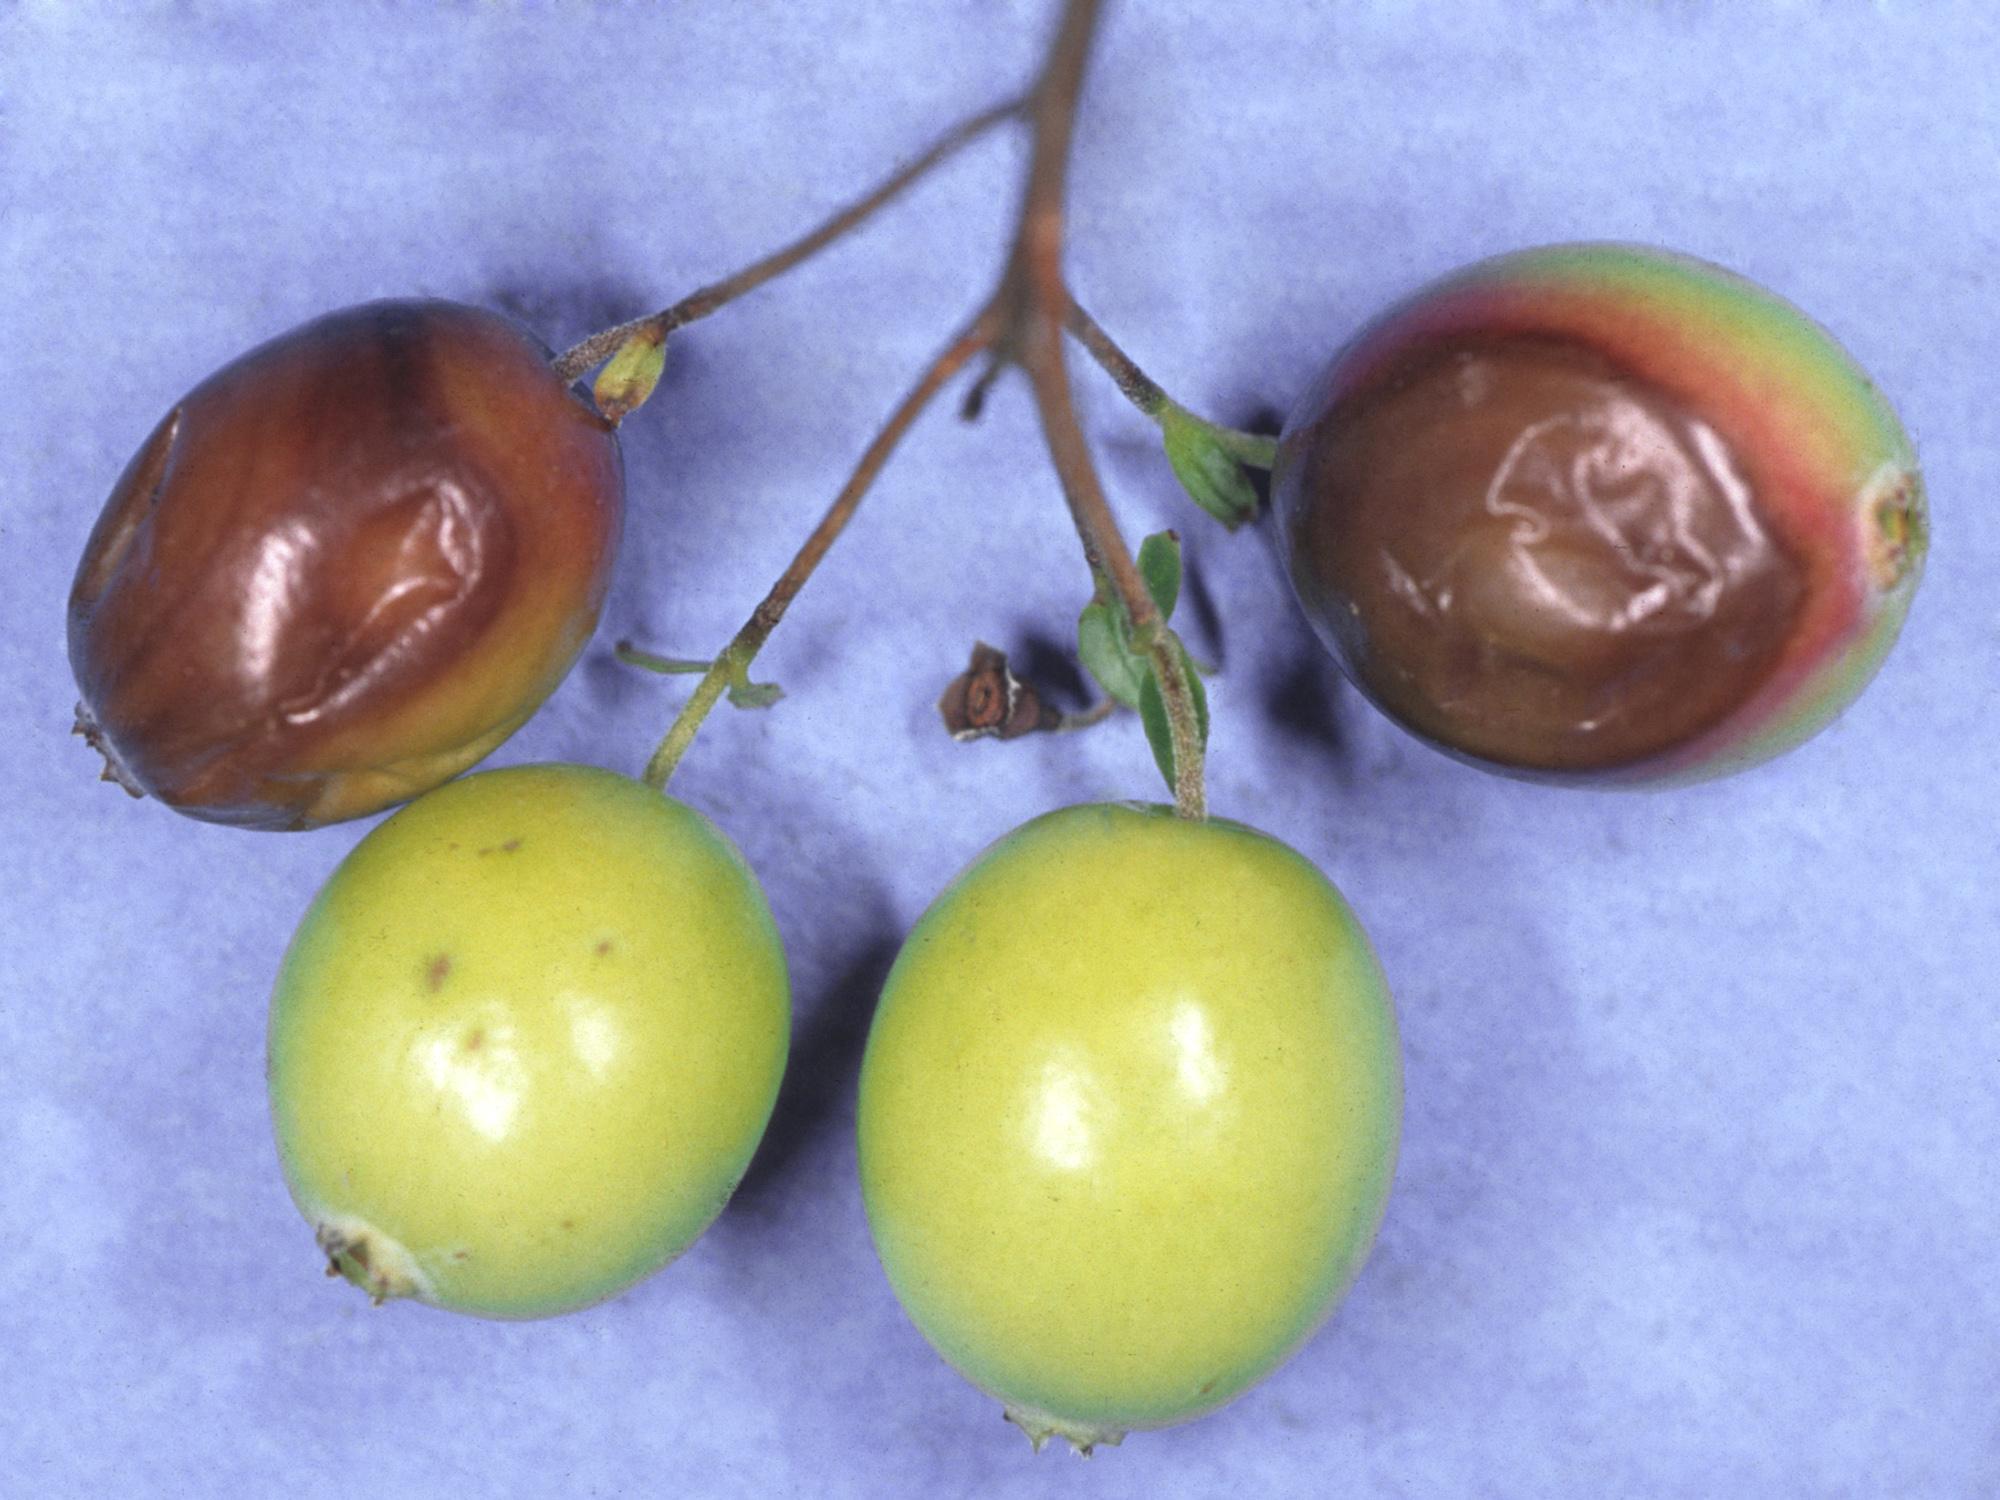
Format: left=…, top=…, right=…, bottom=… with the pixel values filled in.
left=1063, top=298, right=1166, bottom=416
left=641, top=314, right=998, bottom=789
left=992, top=0, right=1208, bottom=819
left=556, top=96, right=1022, bottom=383
left=1065, top=298, right=1279, bottom=468
left=630, top=0, right=1212, bottom=819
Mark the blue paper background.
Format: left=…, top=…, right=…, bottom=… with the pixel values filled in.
left=3, top=2, right=1995, bottom=1494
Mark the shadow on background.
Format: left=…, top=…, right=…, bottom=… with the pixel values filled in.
left=1013, top=629, right=1091, bottom=710
left=1262, top=642, right=1366, bottom=791
left=731, top=931, right=902, bottom=1213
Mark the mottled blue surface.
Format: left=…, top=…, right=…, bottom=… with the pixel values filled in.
left=3, top=3, right=1996, bottom=1494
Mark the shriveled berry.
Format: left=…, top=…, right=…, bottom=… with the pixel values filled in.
left=1272, top=243, right=1925, bottom=783
left=69, top=300, right=623, bottom=829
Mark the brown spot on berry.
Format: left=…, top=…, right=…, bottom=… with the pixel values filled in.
left=594, top=939, right=614, bottom=957
left=464, top=1028, right=485, bottom=1052
left=561, top=1218, right=576, bottom=1231
left=426, top=954, right=451, bottom=991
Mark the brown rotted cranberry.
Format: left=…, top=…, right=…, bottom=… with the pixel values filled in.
left=1272, top=244, right=1925, bottom=784
left=69, top=300, right=623, bottom=829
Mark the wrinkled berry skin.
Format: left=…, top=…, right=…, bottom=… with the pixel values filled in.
left=69, top=300, right=623, bottom=829
left=1273, top=243, right=1926, bottom=784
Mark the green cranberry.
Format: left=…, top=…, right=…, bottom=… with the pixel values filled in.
left=269, top=764, right=789, bottom=1319
left=858, top=803, right=1400, bottom=1450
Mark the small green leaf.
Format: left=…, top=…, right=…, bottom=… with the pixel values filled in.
left=616, top=644, right=710, bottom=676
left=723, top=652, right=783, bottom=709
left=1138, top=672, right=1173, bottom=791
left=1078, top=601, right=1146, bottom=709
left=1136, top=639, right=1210, bottom=796
left=592, top=324, right=669, bottom=425
left=726, top=678, right=784, bottom=710
left=1136, top=531, right=1182, bottom=621
left=618, top=642, right=781, bottom=709
left=1160, top=405, right=1260, bottom=531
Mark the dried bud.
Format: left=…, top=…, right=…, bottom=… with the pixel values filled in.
left=937, top=643, right=1060, bottom=741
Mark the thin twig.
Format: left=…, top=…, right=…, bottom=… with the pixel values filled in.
left=554, top=96, right=1023, bottom=384
left=1054, top=698, right=1119, bottom=732
left=1065, top=298, right=1280, bottom=468
left=1063, top=298, right=1166, bottom=416
left=641, top=313, right=999, bottom=790
left=624, top=0, right=1211, bottom=815
left=994, top=0, right=1209, bottom=819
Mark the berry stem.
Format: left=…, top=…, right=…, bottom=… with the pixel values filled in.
left=1064, top=296, right=1167, bottom=415
left=641, top=315, right=998, bottom=791
left=632, top=0, right=1210, bottom=822
left=991, top=0, right=1209, bottom=819
left=614, top=644, right=710, bottom=677
left=1065, top=299, right=1279, bottom=469
left=553, top=95, right=1023, bottom=384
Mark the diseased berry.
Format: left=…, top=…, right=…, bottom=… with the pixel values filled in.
left=1272, top=243, right=1926, bottom=783
left=69, top=300, right=623, bottom=829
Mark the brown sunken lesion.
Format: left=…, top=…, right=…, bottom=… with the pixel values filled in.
left=425, top=954, right=452, bottom=991
left=71, top=405, right=184, bottom=608
left=1293, top=333, right=1807, bottom=773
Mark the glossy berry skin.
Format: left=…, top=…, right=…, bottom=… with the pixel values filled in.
left=268, top=763, right=789, bottom=1321
left=69, top=300, right=623, bottom=829
left=1273, top=243, right=1926, bottom=783
left=858, top=803, right=1400, bottom=1451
